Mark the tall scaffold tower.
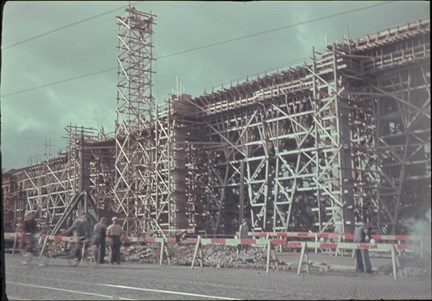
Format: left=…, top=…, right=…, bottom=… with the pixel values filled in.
left=114, top=6, right=156, bottom=235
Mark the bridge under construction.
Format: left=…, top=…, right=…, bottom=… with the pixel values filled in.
left=2, top=7, right=430, bottom=237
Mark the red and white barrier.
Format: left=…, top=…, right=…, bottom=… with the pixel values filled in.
left=40, top=234, right=76, bottom=242
left=244, top=231, right=428, bottom=242
left=5, top=231, right=406, bottom=279
left=241, top=231, right=428, bottom=257
left=122, top=236, right=177, bottom=244
left=189, top=235, right=403, bottom=279
left=7, top=229, right=426, bottom=273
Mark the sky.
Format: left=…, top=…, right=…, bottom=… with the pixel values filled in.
left=0, top=1, right=430, bottom=171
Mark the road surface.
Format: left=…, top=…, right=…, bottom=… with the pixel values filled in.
left=4, top=253, right=431, bottom=300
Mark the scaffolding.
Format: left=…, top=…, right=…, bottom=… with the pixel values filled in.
left=173, top=17, right=430, bottom=235
left=113, top=7, right=156, bottom=234
left=2, top=125, right=115, bottom=232
left=2, top=14, right=430, bottom=236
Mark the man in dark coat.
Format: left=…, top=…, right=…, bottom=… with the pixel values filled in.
left=93, top=217, right=107, bottom=264
left=21, top=211, right=38, bottom=252
left=237, top=218, right=250, bottom=254
left=63, top=212, right=92, bottom=260
left=354, top=223, right=373, bottom=273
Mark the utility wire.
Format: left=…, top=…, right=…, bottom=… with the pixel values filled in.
left=2, top=1, right=143, bottom=50
left=1, top=68, right=115, bottom=98
left=1, top=1, right=397, bottom=99
left=159, top=1, right=397, bottom=59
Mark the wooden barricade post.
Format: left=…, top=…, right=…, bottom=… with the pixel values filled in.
left=297, top=242, right=308, bottom=275
left=191, top=235, right=203, bottom=269
left=334, top=235, right=342, bottom=257
left=159, top=238, right=171, bottom=266
left=262, top=233, right=270, bottom=252
left=12, top=232, right=18, bottom=255
left=390, top=244, right=400, bottom=280
left=265, top=240, right=280, bottom=274
left=39, top=234, right=49, bottom=259
left=80, top=241, right=87, bottom=263
left=420, top=237, right=424, bottom=258
left=266, top=240, right=271, bottom=273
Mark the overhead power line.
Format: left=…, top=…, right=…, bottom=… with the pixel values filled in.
left=2, top=1, right=143, bottom=50
left=1, top=68, right=116, bottom=98
left=159, top=1, right=396, bottom=59
left=1, top=1, right=397, bottom=99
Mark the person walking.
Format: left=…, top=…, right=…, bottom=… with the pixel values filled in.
left=63, top=212, right=92, bottom=261
left=353, top=223, right=373, bottom=273
left=237, top=218, right=250, bottom=254
left=20, top=211, right=39, bottom=264
left=93, top=217, right=107, bottom=264
left=107, top=217, right=123, bottom=265
left=20, top=211, right=38, bottom=252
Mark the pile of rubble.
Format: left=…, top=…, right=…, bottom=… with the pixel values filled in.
left=120, top=243, right=330, bottom=272
left=398, top=256, right=431, bottom=278
left=399, top=266, right=431, bottom=278
left=120, top=243, right=432, bottom=277
left=121, top=243, right=285, bottom=269
left=375, top=255, right=431, bottom=278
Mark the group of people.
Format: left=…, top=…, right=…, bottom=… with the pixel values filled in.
left=63, top=213, right=124, bottom=264
left=18, top=211, right=123, bottom=265
left=93, top=215, right=124, bottom=265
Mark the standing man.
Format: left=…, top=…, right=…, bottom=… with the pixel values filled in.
left=63, top=212, right=92, bottom=260
left=107, top=217, right=123, bottom=265
left=93, top=217, right=107, bottom=264
left=353, top=223, right=373, bottom=273
left=237, top=218, right=250, bottom=255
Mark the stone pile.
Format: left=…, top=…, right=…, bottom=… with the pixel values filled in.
left=399, top=266, right=431, bottom=278
left=121, top=243, right=276, bottom=269
left=120, top=243, right=331, bottom=272
left=398, top=256, right=432, bottom=278
left=375, top=255, right=431, bottom=278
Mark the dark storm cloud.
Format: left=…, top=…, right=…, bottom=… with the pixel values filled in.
left=1, top=1, right=430, bottom=170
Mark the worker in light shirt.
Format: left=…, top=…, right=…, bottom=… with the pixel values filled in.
left=106, top=217, right=123, bottom=264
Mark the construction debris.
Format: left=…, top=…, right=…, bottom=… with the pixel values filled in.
left=120, top=243, right=335, bottom=273
left=119, top=243, right=431, bottom=277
